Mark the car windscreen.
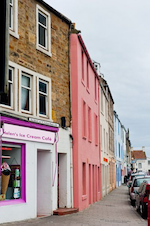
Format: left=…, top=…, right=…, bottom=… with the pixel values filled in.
left=134, top=178, right=150, bottom=187
left=131, top=174, right=145, bottom=181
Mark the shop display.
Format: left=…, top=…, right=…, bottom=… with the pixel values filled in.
left=1, top=162, right=11, bottom=197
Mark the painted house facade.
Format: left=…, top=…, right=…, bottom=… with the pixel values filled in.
left=0, top=0, right=72, bottom=223
left=70, top=32, right=101, bottom=211
left=114, top=111, right=123, bottom=187
left=100, top=77, right=109, bottom=197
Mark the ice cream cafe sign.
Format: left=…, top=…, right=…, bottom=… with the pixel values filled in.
left=2, top=124, right=55, bottom=144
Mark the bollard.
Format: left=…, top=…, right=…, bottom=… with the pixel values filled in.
left=146, top=184, right=150, bottom=226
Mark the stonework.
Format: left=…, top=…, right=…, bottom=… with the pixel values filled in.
left=9, top=0, right=71, bottom=127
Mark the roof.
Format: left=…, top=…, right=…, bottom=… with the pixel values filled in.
left=131, top=151, right=147, bottom=160
left=37, top=0, right=72, bottom=25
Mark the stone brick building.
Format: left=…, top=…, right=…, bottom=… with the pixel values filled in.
left=0, top=0, right=73, bottom=224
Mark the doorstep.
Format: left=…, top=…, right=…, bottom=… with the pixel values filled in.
left=53, top=208, right=79, bottom=216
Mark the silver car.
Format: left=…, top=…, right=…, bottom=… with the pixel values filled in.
left=130, top=175, right=149, bottom=206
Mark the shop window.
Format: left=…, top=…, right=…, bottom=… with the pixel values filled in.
left=21, top=73, right=32, bottom=113
left=0, top=143, right=26, bottom=202
left=39, top=79, right=48, bottom=116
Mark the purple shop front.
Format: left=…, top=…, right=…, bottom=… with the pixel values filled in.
left=0, top=116, right=59, bottom=224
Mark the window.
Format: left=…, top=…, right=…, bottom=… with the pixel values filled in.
left=104, top=128, right=105, bottom=151
left=88, top=106, right=92, bottom=142
left=21, top=73, right=31, bottom=112
left=95, top=76, right=97, bottom=101
left=100, top=125, right=102, bottom=151
left=138, top=163, right=142, bottom=169
left=82, top=163, right=86, bottom=195
left=36, top=5, right=51, bottom=56
left=1, top=142, right=26, bottom=202
left=94, top=114, right=98, bottom=145
left=87, top=61, right=89, bottom=89
left=9, top=0, right=19, bottom=39
left=0, top=67, right=13, bottom=107
left=81, top=50, right=84, bottom=81
left=148, top=160, right=150, bottom=165
left=39, top=80, right=48, bottom=116
left=9, top=0, right=13, bottom=29
left=82, top=100, right=86, bottom=138
left=98, top=166, right=100, bottom=192
left=101, top=88, right=103, bottom=113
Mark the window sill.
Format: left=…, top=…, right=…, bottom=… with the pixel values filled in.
left=0, top=199, right=26, bottom=207
left=88, top=139, right=92, bottom=143
left=36, top=46, right=52, bottom=57
left=81, top=79, right=85, bottom=87
left=86, top=87, right=90, bottom=94
left=9, top=30, right=19, bottom=39
left=0, top=104, right=13, bottom=110
left=82, top=136, right=87, bottom=140
left=95, top=100, right=98, bottom=105
left=82, top=195, right=87, bottom=201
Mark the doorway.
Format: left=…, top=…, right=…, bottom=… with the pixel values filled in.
left=58, top=153, right=67, bottom=208
left=37, top=150, right=51, bottom=216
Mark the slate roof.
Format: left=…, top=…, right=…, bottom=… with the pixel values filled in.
left=131, top=150, right=146, bottom=160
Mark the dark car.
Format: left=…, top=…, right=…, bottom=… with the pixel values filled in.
left=135, top=181, right=150, bottom=218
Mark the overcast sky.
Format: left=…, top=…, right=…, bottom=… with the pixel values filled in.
left=45, top=0, right=150, bottom=156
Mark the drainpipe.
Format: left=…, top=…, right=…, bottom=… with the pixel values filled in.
left=0, top=0, right=9, bottom=97
left=68, top=22, right=74, bottom=208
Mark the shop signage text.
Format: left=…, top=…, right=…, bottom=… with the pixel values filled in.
left=2, top=124, right=55, bottom=144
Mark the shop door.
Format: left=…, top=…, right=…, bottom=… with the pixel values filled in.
left=37, top=150, right=51, bottom=216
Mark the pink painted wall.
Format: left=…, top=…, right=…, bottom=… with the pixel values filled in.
left=70, top=34, right=101, bottom=211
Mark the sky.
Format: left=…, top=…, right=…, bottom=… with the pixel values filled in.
left=44, top=0, right=150, bottom=156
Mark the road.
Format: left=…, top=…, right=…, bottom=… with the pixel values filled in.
left=1, top=185, right=147, bottom=226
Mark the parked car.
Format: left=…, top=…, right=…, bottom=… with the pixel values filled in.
left=130, top=175, right=150, bottom=206
left=127, top=172, right=146, bottom=196
left=135, top=180, right=150, bottom=218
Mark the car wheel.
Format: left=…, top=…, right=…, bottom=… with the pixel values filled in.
left=141, top=204, right=147, bottom=219
left=131, top=199, right=135, bottom=206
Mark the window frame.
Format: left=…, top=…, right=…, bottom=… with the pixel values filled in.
left=9, top=0, right=19, bottom=39
left=21, top=73, right=32, bottom=114
left=36, top=4, right=51, bottom=57
left=0, top=141, right=26, bottom=206
left=37, top=75, right=52, bottom=119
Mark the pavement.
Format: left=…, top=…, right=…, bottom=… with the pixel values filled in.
left=1, top=185, right=147, bottom=226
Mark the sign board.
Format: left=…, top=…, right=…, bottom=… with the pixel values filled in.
left=2, top=123, right=55, bottom=144
left=28, top=118, right=59, bottom=128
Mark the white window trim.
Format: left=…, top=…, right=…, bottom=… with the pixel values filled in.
left=37, top=74, right=52, bottom=120
left=21, top=73, right=32, bottom=114
left=9, top=0, right=19, bottom=39
left=36, top=4, right=51, bottom=57
left=18, top=66, right=36, bottom=116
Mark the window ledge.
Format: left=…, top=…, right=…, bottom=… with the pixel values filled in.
left=36, top=46, right=52, bottom=57
left=95, top=100, right=98, bottom=105
left=88, top=139, right=92, bottom=143
left=0, top=199, right=26, bottom=207
left=0, top=104, right=13, bottom=110
left=9, top=30, right=19, bottom=39
left=86, top=87, right=90, bottom=94
left=82, top=195, right=87, bottom=201
left=81, top=79, right=85, bottom=87
left=82, top=136, right=87, bottom=140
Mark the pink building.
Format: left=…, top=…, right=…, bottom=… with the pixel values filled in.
left=70, top=33, right=101, bottom=211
